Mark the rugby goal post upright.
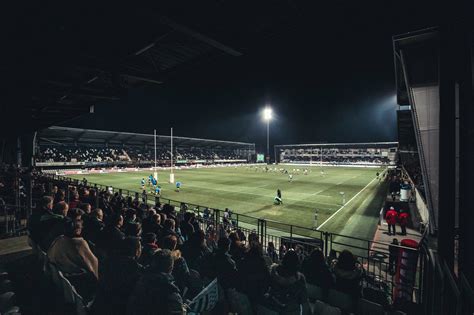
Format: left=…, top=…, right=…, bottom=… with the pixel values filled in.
left=169, top=127, right=175, bottom=183
left=153, top=129, right=158, bottom=180
left=320, top=146, right=324, bottom=173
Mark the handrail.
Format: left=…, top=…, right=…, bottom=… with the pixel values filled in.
left=43, top=173, right=420, bottom=255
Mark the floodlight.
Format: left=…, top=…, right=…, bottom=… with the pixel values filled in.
left=263, top=107, right=273, bottom=121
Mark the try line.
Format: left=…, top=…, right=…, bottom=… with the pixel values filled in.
left=316, top=176, right=378, bottom=230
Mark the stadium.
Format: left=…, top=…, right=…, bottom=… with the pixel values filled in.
left=1, top=3, right=473, bottom=315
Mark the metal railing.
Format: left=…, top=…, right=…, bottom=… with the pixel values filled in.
left=0, top=203, right=30, bottom=237
left=39, top=173, right=425, bottom=305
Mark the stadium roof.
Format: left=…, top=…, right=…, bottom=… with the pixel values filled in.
left=7, top=2, right=302, bottom=136
left=393, top=27, right=439, bottom=105
left=38, top=126, right=255, bottom=149
left=275, top=142, right=398, bottom=148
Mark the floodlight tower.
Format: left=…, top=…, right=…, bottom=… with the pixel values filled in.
left=262, top=106, right=273, bottom=163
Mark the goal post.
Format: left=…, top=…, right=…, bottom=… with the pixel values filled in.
left=169, top=127, right=175, bottom=183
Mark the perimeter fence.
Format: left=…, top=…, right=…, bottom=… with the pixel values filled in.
left=38, top=173, right=430, bottom=305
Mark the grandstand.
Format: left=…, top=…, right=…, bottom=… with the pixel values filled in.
left=35, top=126, right=256, bottom=170
left=275, top=142, right=398, bottom=166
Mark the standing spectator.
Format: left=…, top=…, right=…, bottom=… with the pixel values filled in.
left=388, top=238, right=399, bottom=275
left=127, top=249, right=185, bottom=314
left=399, top=209, right=410, bottom=235
left=385, top=207, right=398, bottom=236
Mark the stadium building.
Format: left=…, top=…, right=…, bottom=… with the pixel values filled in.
left=1, top=3, right=473, bottom=315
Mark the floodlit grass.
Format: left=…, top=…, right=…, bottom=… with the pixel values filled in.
left=71, top=165, right=387, bottom=244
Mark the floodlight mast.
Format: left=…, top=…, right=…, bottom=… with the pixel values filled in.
left=262, top=106, right=272, bottom=163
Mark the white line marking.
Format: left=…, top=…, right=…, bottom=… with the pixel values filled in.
left=317, top=176, right=377, bottom=230
left=180, top=182, right=340, bottom=207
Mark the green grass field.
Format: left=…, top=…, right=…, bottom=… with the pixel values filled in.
left=71, top=165, right=387, bottom=243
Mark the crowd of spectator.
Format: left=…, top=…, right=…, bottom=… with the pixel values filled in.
left=25, top=176, right=372, bottom=314
left=280, top=147, right=396, bottom=165
left=283, top=155, right=391, bottom=165
left=36, top=145, right=249, bottom=164
left=38, top=147, right=122, bottom=163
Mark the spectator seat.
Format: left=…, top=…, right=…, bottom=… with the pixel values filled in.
left=0, top=292, right=15, bottom=314
left=327, top=289, right=355, bottom=314
left=313, top=300, right=341, bottom=315
left=357, top=297, right=386, bottom=315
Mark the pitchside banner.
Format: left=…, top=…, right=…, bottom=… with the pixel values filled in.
left=393, top=239, right=419, bottom=303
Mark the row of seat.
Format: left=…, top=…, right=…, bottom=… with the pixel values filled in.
left=0, top=266, right=21, bottom=315
left=306, top=283, right=407, bottom=315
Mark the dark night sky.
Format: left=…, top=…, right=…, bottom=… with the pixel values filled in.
left=63, top=2, right=443, bottom=152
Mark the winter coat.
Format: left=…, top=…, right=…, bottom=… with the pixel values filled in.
left=332, top=263, right=363, bottom=297
left=127, top=271, right=184, bottom=315
left=266, top=264, right=308, bottom=312
left=48, top=235, right=99, bottom=279
left=385, top=209, right=398, bottom=225
left=399, top=211, right=409, bottom=226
